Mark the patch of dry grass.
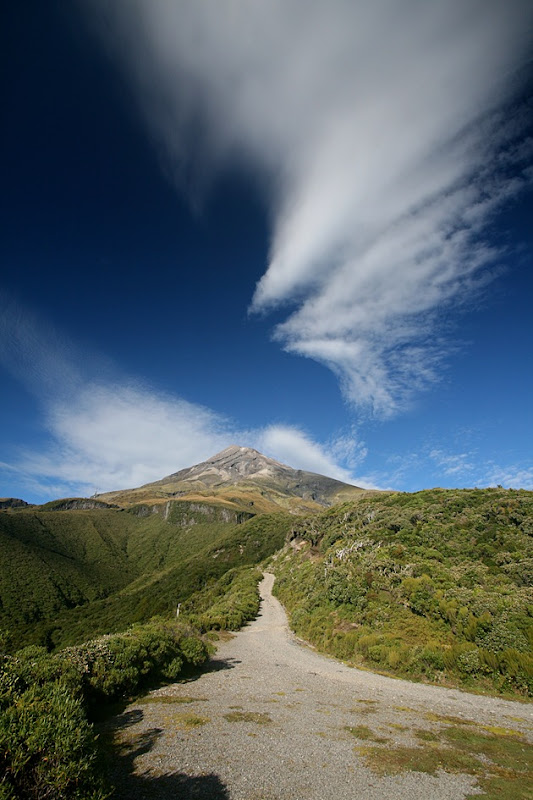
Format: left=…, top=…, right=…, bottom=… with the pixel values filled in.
left=345, top=725, right=389, bottom=744
left=357, top=718, right=533, bottom=800
left=224, top=711, right=272, bottom=725
left=140, top=695, right=207, bottom=705
left=173, top=712, right=210, bottom=729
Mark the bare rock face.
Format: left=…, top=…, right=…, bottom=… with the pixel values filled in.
left=39, top=498, right=119, bottom=511
left=0, top=498, right=32, bottom=509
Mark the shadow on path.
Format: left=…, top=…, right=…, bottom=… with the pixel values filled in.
left=105, top=706, right=230, bottom=799
left=179, top=655, right=241, bottom=682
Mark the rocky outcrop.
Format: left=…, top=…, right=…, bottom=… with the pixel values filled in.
left=0, top=498, right=32, bottom=509
left=38, top=498, right=119, bottom=511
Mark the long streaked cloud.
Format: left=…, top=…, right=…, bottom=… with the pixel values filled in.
left=84, top=0, right=533, bottom=416
left=0, top=299, right=369, bottom=500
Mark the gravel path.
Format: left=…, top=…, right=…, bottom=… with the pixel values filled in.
left=106, top=573, right=532, bottom=799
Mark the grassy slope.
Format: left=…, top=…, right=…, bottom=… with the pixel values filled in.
left=0, top=510, right=137, bottom=628
left=0, top=503, right=292, bottom=651
left=98, top=484, right=335, bottom=514
left=272, top=488, right=533, bottom=696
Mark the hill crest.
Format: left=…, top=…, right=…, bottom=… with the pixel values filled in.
left=98, top=445, right=367, bottom=513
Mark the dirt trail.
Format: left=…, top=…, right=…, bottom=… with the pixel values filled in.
left=107, top=573, right=532, bottom=799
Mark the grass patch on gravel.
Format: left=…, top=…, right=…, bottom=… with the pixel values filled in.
left=174, top=712, right=210, bottom=728
left=415, top=729, right=441, bottom=742
left=424, top=712, right=477, bottom=726
left=224, top=711, right=272, bottom=725
left=358, top=719, right=533, bottom=799
left=345, top=725, right=389, bottom=744
left=425, top=713, right=523, bottom=739
left=140, top=695, right=208, bottom=704
left=350, top=700, right=379, bottom=715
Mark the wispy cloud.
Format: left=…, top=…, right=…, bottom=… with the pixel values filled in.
left=85, top=0, right=533, bottom=416
left=255, top=424, right=376, bottom=487
left=430, top=447, right=533, bottom=491
left=429, top=449, right=476, bottom=477
left=0, top=301, right=366, bottom=499
left=482, top=464, right=533, bottom=490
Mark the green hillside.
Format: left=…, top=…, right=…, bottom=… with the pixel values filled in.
left=1, top=484, right=532, bottom=799
left=272, top=488, right=533, bottom=696
left=0, top=501, right=291, bottom=651
left=2, top=486, right=532, bottom=696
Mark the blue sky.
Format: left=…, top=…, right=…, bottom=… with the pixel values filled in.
left=1, top=0, right=532, bottom=503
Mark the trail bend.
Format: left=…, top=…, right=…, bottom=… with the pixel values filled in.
left=108, top=573, right=532, bottom=799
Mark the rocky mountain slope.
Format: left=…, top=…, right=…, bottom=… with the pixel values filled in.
left=98, top=445, right=368, bottom=512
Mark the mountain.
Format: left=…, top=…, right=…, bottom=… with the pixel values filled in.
left=98, top=445, right=367, bottom=513
left=0, top=497, right=32, bottom=509
left=0, top=447, right=366, bottom=649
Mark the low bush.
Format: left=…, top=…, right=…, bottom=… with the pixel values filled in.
left=273, top=488, right=533, bottom=696
left=0, top=664, right=104, bottom=799
left=185, top=566, right=263, bottom=632
left=0, top=619, right=209, bottom=798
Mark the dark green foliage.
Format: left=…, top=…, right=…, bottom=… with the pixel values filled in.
left=0, top=680, right=106, bottom=799
left=274, top=488, right=533, bottom=696
left=0, top=505, right=291, bottom=650
left=0, top=619, right=209, bottom=798
left=185, top=566, right=263, bottom=631
left=0, top=495, right=288, bottom=798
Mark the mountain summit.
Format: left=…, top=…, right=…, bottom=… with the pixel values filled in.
left=99, top=445, right=366, bottom=513
left=163, top=446, right=289, bottom=485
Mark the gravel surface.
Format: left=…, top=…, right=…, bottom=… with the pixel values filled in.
left=106, top=573, right=532, bottom=799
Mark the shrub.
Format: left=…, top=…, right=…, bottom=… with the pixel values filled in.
left=457, top=647, right=481, bottom=675
left=272, top=487, right=533, bottom=696
left=0, top=675, right=106, bottom=799
left=476, top=621, right=529, bottom=654
left=0, top=618, right=210, bottom=799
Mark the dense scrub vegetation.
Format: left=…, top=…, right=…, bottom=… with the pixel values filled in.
left=0, top=618, right=209, bottom=799
left=0, top=505, right=291, bottom=651
left=0, top=560, right=265, bottom=799
left=272, top=488, right=533, bottom=696
left=0, top=499, right=287, bottom=797
left=2, top=485, right=531, bottom=796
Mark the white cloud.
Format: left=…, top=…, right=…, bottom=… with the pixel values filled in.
left=1, top=302, right=365, bottom=499
left=255, top=424, right=374, bottom=487
left=482, top=464, right=533, bottom=491
left=85, top=0, right=533, bottom=416
left=428, top=448, right=533, bottom=490
left=429, top=449, right=476, bottom=477
left=21, top=382, right=234, bottom=495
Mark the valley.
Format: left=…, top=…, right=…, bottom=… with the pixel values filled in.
left=1, top=446, right=532, bottom=798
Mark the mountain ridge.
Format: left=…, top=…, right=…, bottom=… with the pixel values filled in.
left=97, top=445, right=369, bottom=513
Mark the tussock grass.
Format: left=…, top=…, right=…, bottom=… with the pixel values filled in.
left=140, top=694, right=208, bottom=704
left=345, top=725, right=389, bottom=743
left=358, top=718, right=533, bottom=799
left=224, top=711, right=272, bottom=725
